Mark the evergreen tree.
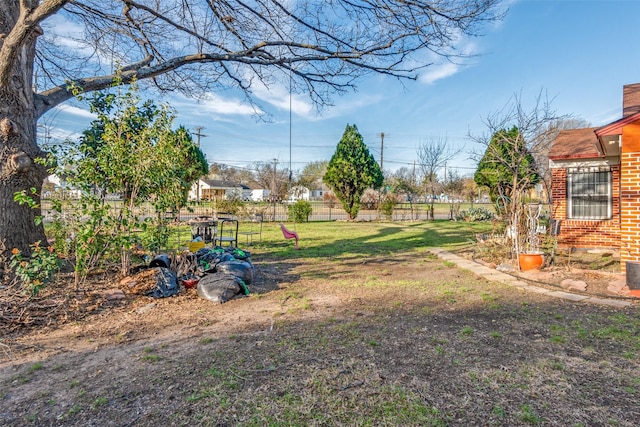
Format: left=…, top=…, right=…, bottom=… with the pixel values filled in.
left=323, top=125, right=383, bottom=220
left=474, top=126, right=539, bottom=204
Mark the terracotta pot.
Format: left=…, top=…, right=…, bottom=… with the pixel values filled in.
left=519, top=252, right=544, bottom=271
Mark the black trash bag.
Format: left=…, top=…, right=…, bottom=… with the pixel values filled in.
left=148, top=267, right=179, bottom=298
left=197, top=273, right=249, bottom=303
left=215, top=260, right=254, bottom=285
left=149, top=253, right=171, bottom=269
left=196, top=247, right=224, bottom=258
left=196, top=248, right=235, bottom=271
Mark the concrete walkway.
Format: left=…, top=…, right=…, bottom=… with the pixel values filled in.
left=431, top=248, right=634, bottom=308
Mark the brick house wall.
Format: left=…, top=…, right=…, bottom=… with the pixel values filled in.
left=549, top=84, right=640, bottom=274
left=620, top=132, right=640, bottom=271
left=551, top=165, right=621, bottom=250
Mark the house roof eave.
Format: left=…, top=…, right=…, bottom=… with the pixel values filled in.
left=549, top=153, right=603, bottom=161
left=595, top=111, right=640, bottom=137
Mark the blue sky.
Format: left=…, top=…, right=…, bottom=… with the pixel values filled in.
left=44, top=0, right=640, bottom=178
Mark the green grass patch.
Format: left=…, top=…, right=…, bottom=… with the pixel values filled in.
left=165, top=220, right=490, bottom=256
left=141, top=348, right=162, bottom=362
left=460, top=326, right=474, bottom=336
left=92, top=396, right=108, bottom=408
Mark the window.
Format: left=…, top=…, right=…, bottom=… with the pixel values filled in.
left=567, top=167, right=611, bottom=219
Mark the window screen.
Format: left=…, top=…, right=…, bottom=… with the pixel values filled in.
left=568, top=167, right=611, bottom=219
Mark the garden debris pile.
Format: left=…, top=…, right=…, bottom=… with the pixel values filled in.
left=120, top=246, right=254, bottom=303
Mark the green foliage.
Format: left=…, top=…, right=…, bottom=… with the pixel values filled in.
left=297, top=161, right=328, bottom=189
left=474, top=126, right=539, bottom=202
left=216, top=197, right=243, bottom=216
left=11, top=189, right=59, bottom=292
left=379, top=193, right=398, bottom=220
left=9, top=242, right=61, bottom=294
left=13, top=188, right=43, bottom=226
left=55, top=79, right=207, bottom=281
left=323, top=124, right=383, bottom=220
left=289, top=200, right=313, bottom=222
left=457, top=206, right=495, bottom=222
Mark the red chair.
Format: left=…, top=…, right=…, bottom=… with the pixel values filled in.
left=279, top=223, right=299, bottom=249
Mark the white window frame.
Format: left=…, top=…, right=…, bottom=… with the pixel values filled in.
left=567, top=166, right=612, bottom=220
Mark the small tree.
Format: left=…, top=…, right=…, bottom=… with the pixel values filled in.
left=474, top=126, right=540, bottom=211
left=388, top=166, right=422, bottom=220
left=254, top=161, right=290, bottom=202
left=417, top=137, right=460, bottom=220
left=471, top=91, right=564, bottom=262
left=297, top=161, right=328, bottom=191
left=58, top=82, right=207, bottom=281
left=323, top=125, right=384, bottom=220
left=444, top=169, right=466, bottom=220
left=461, top=177, right=480, bottom=205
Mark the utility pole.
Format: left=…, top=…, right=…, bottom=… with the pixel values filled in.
left=289, top=70, right=293, bottom=189
left=444, top=162, right=447, bottom=185
left=272, top=158, right=278, bottom=220
left=192, top=126, right=207, bottom=203
left=379, top=132, right=385, bottom=171
left=193, top=126, right=207, bottom=147
left=377, top=132, right=385, bottom=217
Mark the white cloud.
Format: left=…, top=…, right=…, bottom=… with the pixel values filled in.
left=414, top=35, right=481, bottom=84
left=419, top=62, right=461, bottom=85
left=172, top=92, right=260, bottom=117
left=251, top=81, right=314, bottom=118
left=53, top=104, right=97, bottom=119
left=42, top=13, right=93, bottom=55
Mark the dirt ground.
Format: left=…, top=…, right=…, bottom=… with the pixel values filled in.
left=462, top=240, right=631, bottom=298
left=1, top=248, right=639, bottom=426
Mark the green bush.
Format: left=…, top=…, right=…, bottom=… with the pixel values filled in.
left=10, top=241, right=61, bottom=294
left=289, top=200, right=312, bottom=222
left=457, top=206, right=494, bottom=222
left=379, top=194, right=398, bottom=220
left=216, top=197, right=243, bottom=216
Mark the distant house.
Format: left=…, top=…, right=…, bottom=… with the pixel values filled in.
left=250, top=189, right=270, bottom=202
left=309, top=182, right=331, bottom=200
left=548, top=83, right=640, bottom=272
left=288, top=185, right=310, bottom=202
left=43, top=174, right=84, bottom=199
left=188, top=179, right=251, bottom=201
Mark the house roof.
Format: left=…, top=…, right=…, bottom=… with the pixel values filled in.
left=595, top=111, right=640, bottom=137
left=548, top=127, right=601, bottom=160
left=201, top=179, right=243, bottom=189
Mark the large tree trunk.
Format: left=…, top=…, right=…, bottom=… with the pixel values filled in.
left=0, top=4, right=48, bottom=272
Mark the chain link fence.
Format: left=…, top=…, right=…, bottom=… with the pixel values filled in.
left=40, top=198, right=500, bottom=223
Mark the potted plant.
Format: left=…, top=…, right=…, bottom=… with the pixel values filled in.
left=518, top=203, right=544, bottom=271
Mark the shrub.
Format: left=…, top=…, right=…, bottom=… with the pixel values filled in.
left=323, top=191, right=339, bottom=208
left=289, top=200, right=312, bottom=222
left=457, top=206, right=494, bottom=222
left=379, top=193, right=400, bottom=220
left=10, top=241, right=61, bottom=294
left=360, top=189, right=380, bottom=210
left=216, top=197, right=243, bottom=216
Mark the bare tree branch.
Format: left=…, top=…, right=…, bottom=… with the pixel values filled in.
left=27, top=0, right=503, bottom=115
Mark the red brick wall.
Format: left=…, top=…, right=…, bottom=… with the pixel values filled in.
left=550, top=165, right=621, bottom=250
left=620, top=151, right=640, bottom=271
